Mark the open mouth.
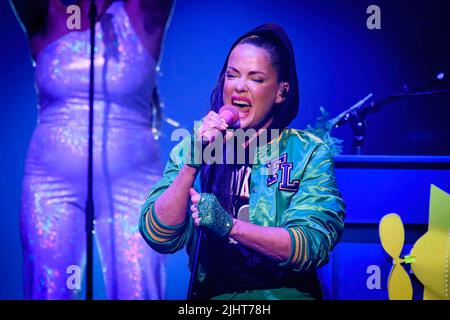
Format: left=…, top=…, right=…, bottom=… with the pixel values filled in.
left=231, top=96, right=251, bottom=117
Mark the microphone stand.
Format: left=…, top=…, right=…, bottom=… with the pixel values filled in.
left=186, top=135, right=214, bottom=300
left=329, top=73, right=450, bottom=154
left=187, top=229, right=203, bottom=300
left=86, top=0, right=97, bottom=300
left=187, top=143, right=206, bottom=300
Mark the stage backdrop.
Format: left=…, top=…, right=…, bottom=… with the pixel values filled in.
left=1, top=0, right=449, bottom=299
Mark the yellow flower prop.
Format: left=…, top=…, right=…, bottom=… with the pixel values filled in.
left=379, top=185, right=450, bottom=300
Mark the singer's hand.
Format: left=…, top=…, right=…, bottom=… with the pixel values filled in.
left=186, top=107, right=236, bottom=168
left=190, top=188, right=201, bottom=226
left=198, top=111, right=229, bottom=144
left=190, top=188, right=234, bottom=238
left=185, top=111, right=227, bottom=169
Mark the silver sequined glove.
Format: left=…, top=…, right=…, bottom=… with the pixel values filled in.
left=197, top=193, right=234, bottom=238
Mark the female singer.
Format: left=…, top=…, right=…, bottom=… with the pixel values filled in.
left=140, top=23, right=345, bottom=300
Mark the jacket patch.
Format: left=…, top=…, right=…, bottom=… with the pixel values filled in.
left=266, top=153, right=300, bottom=192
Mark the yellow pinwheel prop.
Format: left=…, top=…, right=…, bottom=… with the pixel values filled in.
left=379, top=184, right=450, bottom=300
left=379, top=213, right=413, bottom=300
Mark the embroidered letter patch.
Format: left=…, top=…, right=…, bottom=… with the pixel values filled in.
left=266, top=153, right=299, bottom=192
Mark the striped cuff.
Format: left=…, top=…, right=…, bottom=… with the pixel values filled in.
left=279, top=226, right=309, bottom=270
left=143, top=205, right=187, bottom=244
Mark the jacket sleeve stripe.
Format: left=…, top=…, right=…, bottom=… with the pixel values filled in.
left=291, top=227, right=301, bottom=264
left=144, top=206, right=186, bottom=243
left=284, top=226, right=309, bottom=269
left=292, top=227, right=308, bottom=266
left=148, top=206, right=180, bottom=236
left=298, top=227, right=308, bottom=263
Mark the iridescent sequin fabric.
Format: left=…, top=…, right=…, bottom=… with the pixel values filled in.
left=20, top=1, right=165, bottom=299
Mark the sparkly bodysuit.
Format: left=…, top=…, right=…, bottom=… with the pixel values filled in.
left=20, top=2, right=165, bottom=299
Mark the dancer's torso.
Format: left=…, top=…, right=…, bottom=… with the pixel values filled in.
left=27, top=1, right=160, bottom=180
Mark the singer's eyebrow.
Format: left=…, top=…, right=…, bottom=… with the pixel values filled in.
left=226, top=66, right=267, bottom=77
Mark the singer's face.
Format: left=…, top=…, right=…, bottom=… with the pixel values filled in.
left=223, top=44, right=285, bottom=129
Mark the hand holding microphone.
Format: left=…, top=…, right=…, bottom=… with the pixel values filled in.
left=186, top=105, right=239, bottom=169
left=198, top=105, right=239, bottom=144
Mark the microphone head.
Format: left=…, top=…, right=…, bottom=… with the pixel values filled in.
left=219, top=105, right=240, bottom=127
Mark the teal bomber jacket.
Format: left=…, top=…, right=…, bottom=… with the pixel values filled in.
left=139, top=129, right=345, bottom=285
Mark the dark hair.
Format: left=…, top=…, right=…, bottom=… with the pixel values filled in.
left=201, top=23, right=299, bottom=212
left=240, top=35, right=289, bottom=83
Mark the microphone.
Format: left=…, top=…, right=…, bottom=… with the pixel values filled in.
left=201, top=105, right=239, bottom=144
left=219, top=105, right=239, bottom=127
